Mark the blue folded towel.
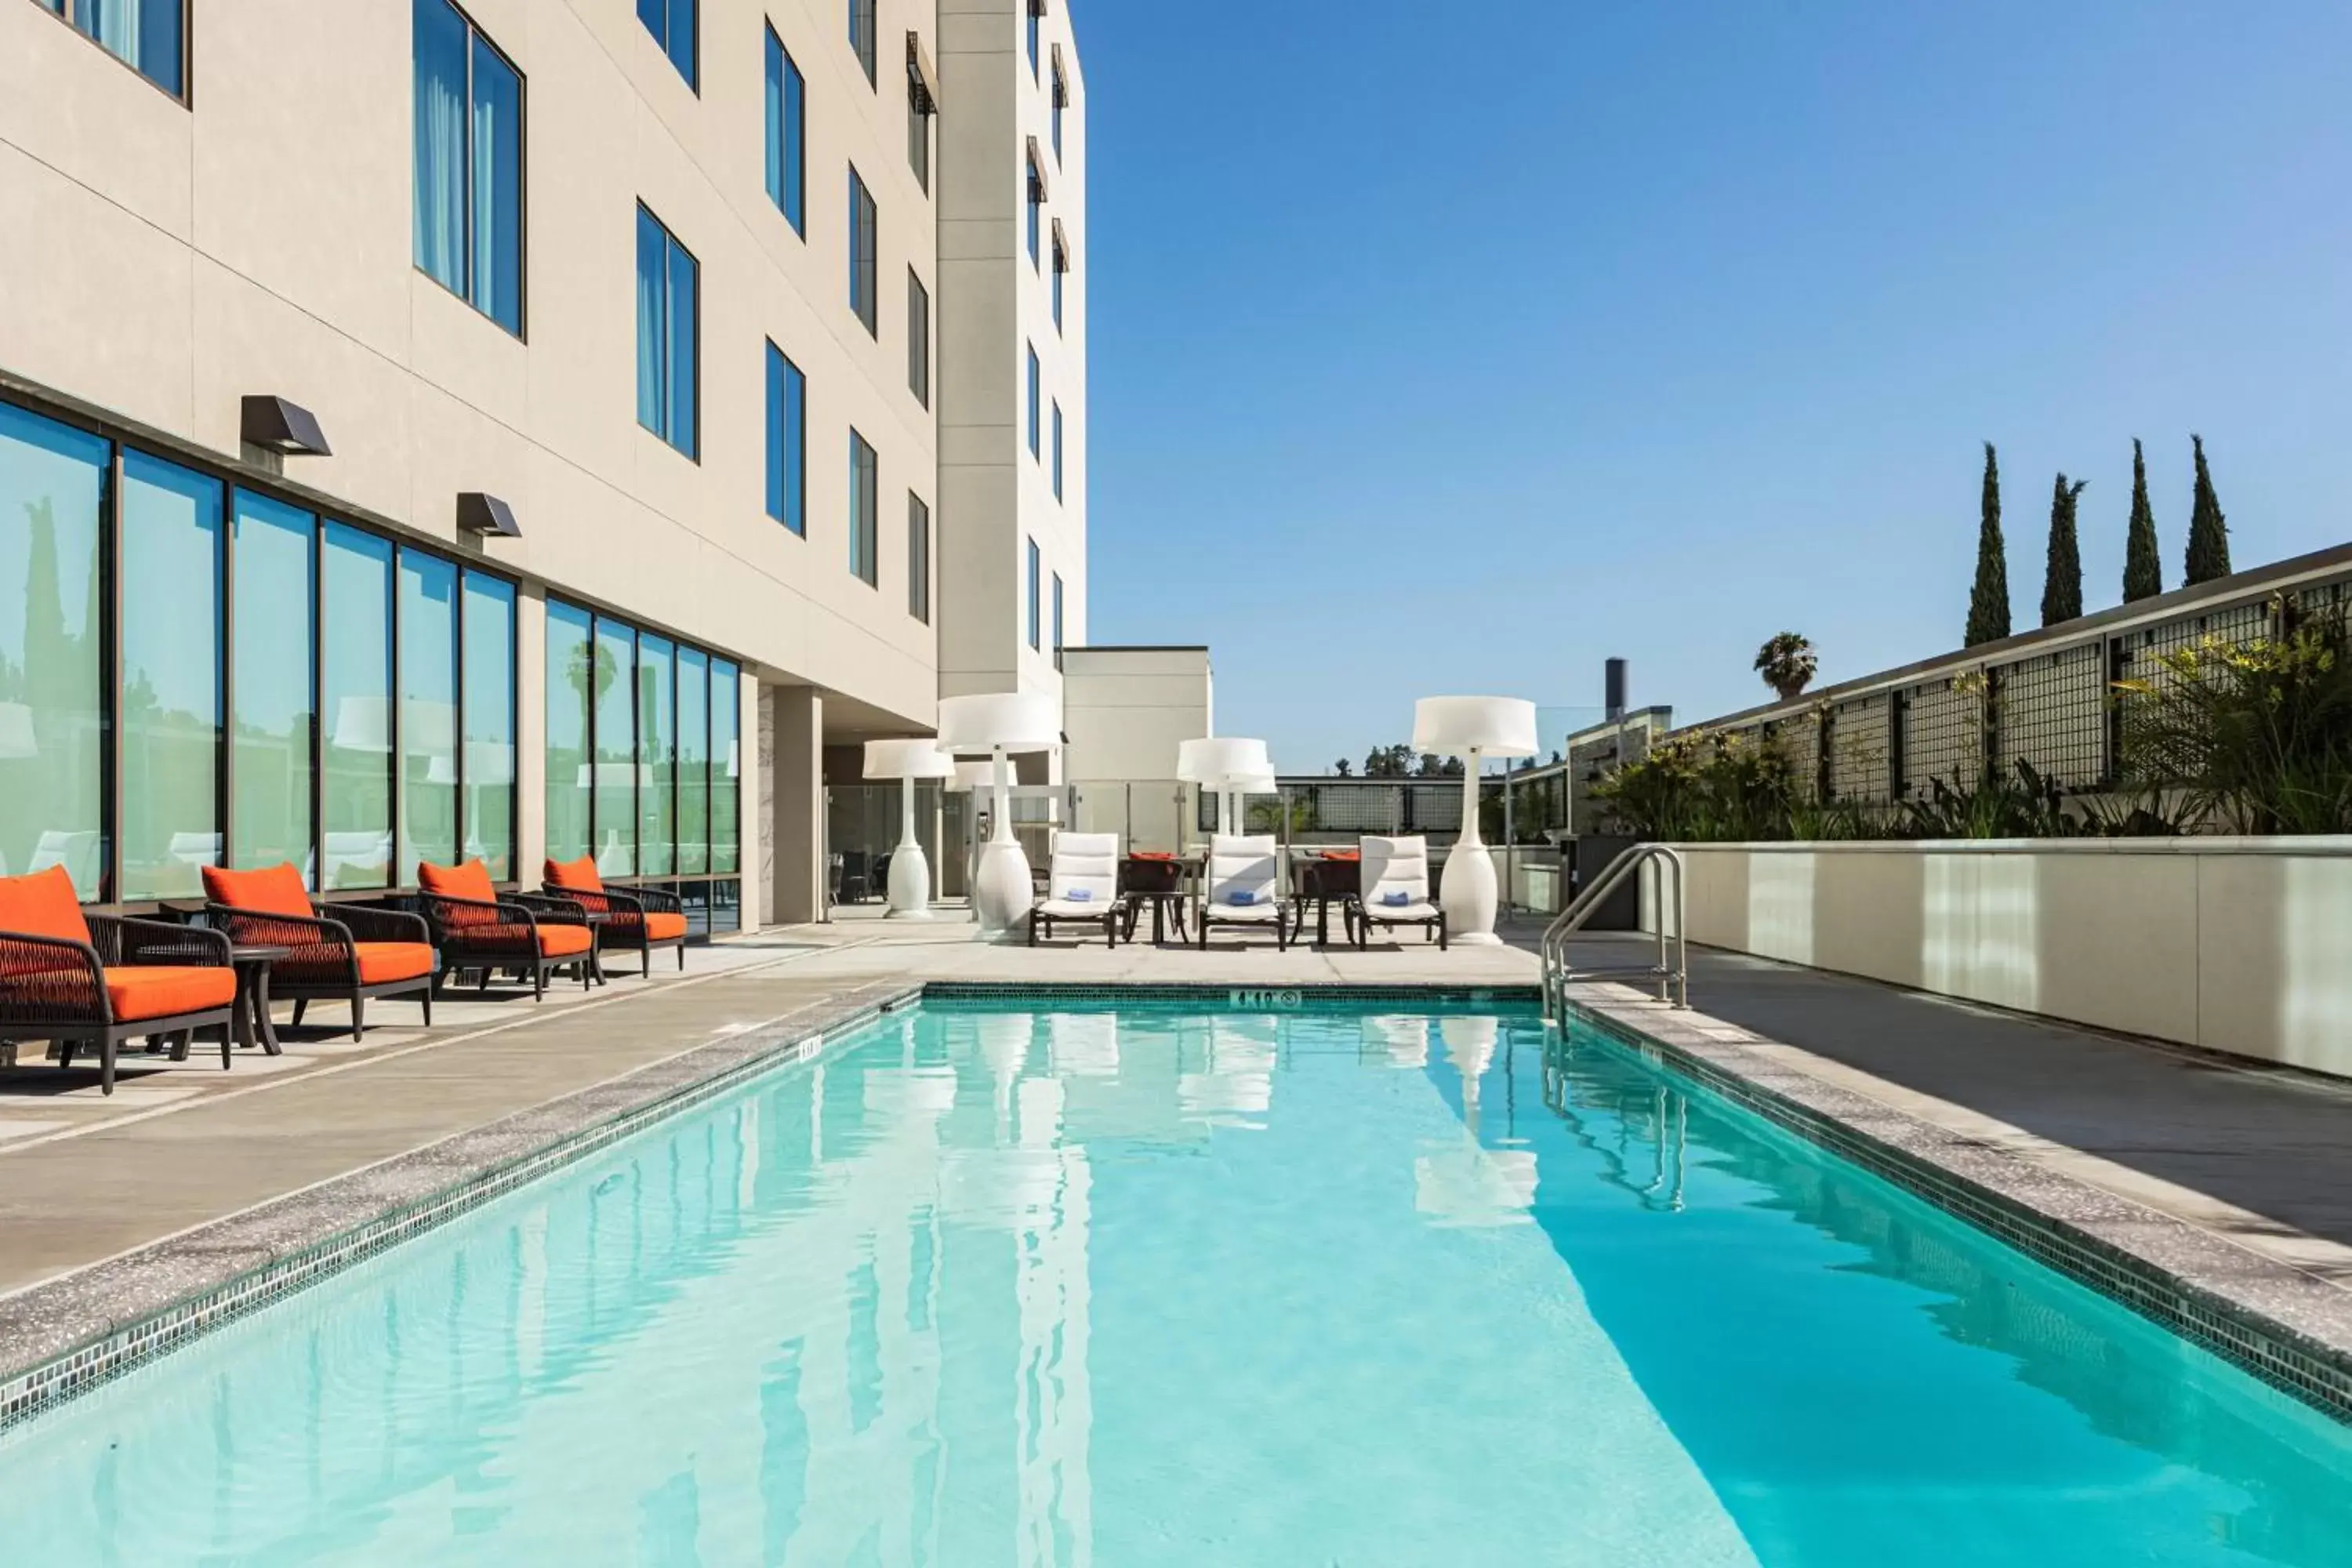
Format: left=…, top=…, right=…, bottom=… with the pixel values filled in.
left=1226, top=889, right=1261, bottom=906
left=1381, top=890, right=1412, bottom=907
left=1065, top=887, right=1092, bottom=903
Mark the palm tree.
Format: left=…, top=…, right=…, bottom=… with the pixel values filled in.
left=1755, top=633, right=1818, bottom=702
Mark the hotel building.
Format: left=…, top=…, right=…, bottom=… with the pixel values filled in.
left=0, top=0, right=1086, bottom=927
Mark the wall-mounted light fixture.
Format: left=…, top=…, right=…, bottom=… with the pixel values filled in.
left=456, top=492, right=521, bottom=539
left=239, top=395, right=332, bottom=457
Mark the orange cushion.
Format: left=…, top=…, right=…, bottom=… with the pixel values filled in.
left=534, top=924, right=593, bottom=957
left=0, top=866, right=93, bottom=947
left=544, top=855, right=604, bottom=895
left=353, top=942, right=435, bottom=983
left=203, top=862, right=311, bottom=917
left=418, top=859, right=496, bottom=902
left=644, top=912, right=688, bottom=942
left=103, top=965, right=235, bottom=1022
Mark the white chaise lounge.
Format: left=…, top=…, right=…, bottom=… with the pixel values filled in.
left=1029, top=831, right=1125, bottom=946
left=1195, top=834, right=1292, bottom=949
left=1349, top=834, right=1446, bottom=949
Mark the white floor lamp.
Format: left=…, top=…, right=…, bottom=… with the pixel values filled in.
left=1177, top=737, right=1271, bottom=837
left=864, top=739, right=956, bottom=919
left=938, top=692, right=1061, bottom=938
left=1412, top=695, right=1539, bottom=946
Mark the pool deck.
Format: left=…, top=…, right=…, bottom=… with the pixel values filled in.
left=5, top=905, right=2352, bottom=1420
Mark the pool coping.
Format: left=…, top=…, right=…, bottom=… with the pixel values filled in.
left=1563, top=983, right=2352, bottom=1427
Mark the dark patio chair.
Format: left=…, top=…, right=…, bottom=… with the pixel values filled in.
left=416, top=860, right=593, bottom=1000
left=543, top=855, right=688, bottom=978
left=201, top=862, right=436, bottom=1040
left=0, top=865, right=236, bottom=1094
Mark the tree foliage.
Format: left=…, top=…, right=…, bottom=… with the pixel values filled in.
left=1965, top=441, right=2011, bottom=646
left=2184, top=434, right=2231, bottom=585
left=2040, top=473, right=2086, bottom=626
left=1754, top=633, right=1818, bottom=700
left=2123, top=437, right=2162, bottom=602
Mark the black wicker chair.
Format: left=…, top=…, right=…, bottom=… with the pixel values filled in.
left=416, top=861, right=594, bottom=1000
left=201, top=863, right=436, bottom=1040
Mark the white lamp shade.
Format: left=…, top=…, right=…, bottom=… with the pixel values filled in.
left=1177, top=736, right=1270, bottom=785
left=1227, top=771, right=1278, bottom=793
left=1412, top=696, right=1539, bottom=758
left=425, top=741, right=517, bottom=787
left=865, top=738, right=958, bottom=780
left=936, top=691, right=1060, bottom=754
left=330, top=695, right=390, bottom=752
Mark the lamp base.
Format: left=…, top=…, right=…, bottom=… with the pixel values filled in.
left=1439, top=842, right=1500, bottom=945
left=972, top=838, right=1033, bottom=938
left=884, top=843, right=934, bottom=920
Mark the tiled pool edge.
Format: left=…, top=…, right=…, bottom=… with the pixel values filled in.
left=0, top=979, right=922, bottom=1436
left=1563, top=984, right=2352, bottom=1426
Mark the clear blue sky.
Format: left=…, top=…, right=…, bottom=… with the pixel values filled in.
left=1075, top=1, right=2352, bottom=773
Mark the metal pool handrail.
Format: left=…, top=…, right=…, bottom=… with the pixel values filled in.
left=1541, top=843, right=1688, bottom=1020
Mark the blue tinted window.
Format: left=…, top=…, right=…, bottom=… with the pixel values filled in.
left=1026, top=5, right=1038, bottom=79
left=1052, top=66, right=1065, bottom=158
left=414, top=0, right=524, bottom=336
left=1052, top=572, right=1064, bottom=668
left=767, top=343, right=807, bottom=535
left=765, top=28, right=806, bottom=235
left=638, top=0, right=696, bottom=88
left=1052, top=401, right=1063, bottom=501
left=848, top=431, right=878, bottom=586
left=71, top=0, right=183, bottom=96
left=849, top=0, right=877, bottom=85
left=1052, top=247, right=1064, bottom=330
left=636, top=205, right=697, bottom=457
left=1026, top=346, right=1040, bottom=459
left=1026, top=539, right=1042, bottom=650
left=848, top=167, right=878, bottom=335
left=1026, top=163, right=1041, bottom=270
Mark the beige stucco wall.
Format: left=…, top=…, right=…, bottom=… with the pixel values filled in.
left=1, top=0, right=942, bottom=732
left=1649, top=839, right=2352, bottom=1078
left=1061, top=646, right=1210, bottom=782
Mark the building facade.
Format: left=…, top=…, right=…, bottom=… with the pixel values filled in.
left=0, top=0, right=1081, bottom=927
left=935, top=0, right=1085, bottom=747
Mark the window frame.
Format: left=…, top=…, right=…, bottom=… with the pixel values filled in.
left=907, top=492, right=931, bottom=623
left=764, top=24, right=807, bottom=238
left=32, top=0, right=189, bottom=103
left=848, top=429, right=880, bottom=589
left=1051, top=400, right=1063, bottom=501
left=765, top=339, right=808, bottom=536
left=907, top=270, right=931, bottom=408
left=413, top=0, right=528, bottom=339
left=636, top=202, right=700, bottom=459
left=849, top=0, right=877, bottom=87
left=1026, top=538, right=1042, bottom=651
left=848, top=165, right=879, bottom=337
left=637, top=0, right=699, bottom=89
left=1026, top=343, right=1041, bottom=460
left=1052, top=571, right=1065, bottom=671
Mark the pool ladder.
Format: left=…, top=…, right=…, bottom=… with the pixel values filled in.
left=1540, top=844, right=1689, bottom=1023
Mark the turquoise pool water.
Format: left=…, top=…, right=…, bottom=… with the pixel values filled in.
left=4, top=1000, right=2350, bottom=1565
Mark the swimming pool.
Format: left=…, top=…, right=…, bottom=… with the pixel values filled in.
left=3, top=998, right=2348, bottom=1565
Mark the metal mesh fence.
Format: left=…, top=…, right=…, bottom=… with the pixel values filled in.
left=1899, top=677, right=1984, bottom=796
left=1992, top=643, right=2107, bottom=787
left=1824, top=693, right=1893, bottom=804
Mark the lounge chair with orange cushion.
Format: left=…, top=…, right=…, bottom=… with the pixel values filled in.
left=542, top=857, right=688, bottom=978
left=416, top=859, right=593, bottom=1000
left=0, top=865, right=237, bottom=1094
left=201, top=863, right=437, bottom=1041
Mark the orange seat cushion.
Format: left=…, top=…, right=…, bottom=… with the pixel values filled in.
left=533, top=924, right=593, bottom=957
left=103, top=965, right=235, bottom=1022
left=352, top=942, right=435, bottom=983
left=544, top=855, right=604, bottom=895
left=202, top=862, right=311, bottom=917
left=419, top=859, right=496, bottom=902
left=0, top=866, right=93, bottom=948
left=601, top=910, right=688, bottom=942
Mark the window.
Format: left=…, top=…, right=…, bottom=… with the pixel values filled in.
left=907, top=51, right=935, bottom=192
left=907, top=494, right=931, bottom=622
left=635, top=205, right=699, bottom=457
left=231, top=492, right=316, bottom=880
left=397, top=549, right=459, bottom=876
left=1051, top=234, right=1065, bottom=331
left=848, top=0, right=877, bottom=86
left=461, top=571, right=517, bottom=880
left=1026, top=538, right=1042, bottom=651
left=907, top=271, right=931, bottom=407
left=677, top=645, right=709, bottom=874
left=848, top=167, right=878, bottom=336
left=712, top=660, right=740, bottom=877
left=1052, top=572, right=1065, bottom=670
left=119, top=452, right=222, bottom=900
left=1026, top=344, right=1041, bottom=459
left=1026, top=157, right=1043, bottom=270
left=1026, top=0, right=1039, bottom=80
left=765, top=342, right=807, bottom=535
left=1051, top=401, right=1063, bottom=500
left=638, top=633, right=676, bottom=877
left=764, top=27, right=806, bottom=235
left=544, top=599, right=593, bottom=865
left=38, top=0, right=184, bottom=98
left=637, top=0, right=696, bottom=89
left=849, top=430, right=879, bottom=587
left=413, top=0, right=524, bottom=336
left=592, top=616, right=637, bottom=873
left=321, top=524, right=394, bottom=890
left=1052, top=60, right=1066, bottom=160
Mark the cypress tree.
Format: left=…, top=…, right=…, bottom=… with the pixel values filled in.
left=1965, top=441, right=2010, bottom=645
left=2184, top=434, right=2231, bottom=584
left=2122, top=437, right=2162, bottom=602
left=2041, top=473, right=2086, bottom=626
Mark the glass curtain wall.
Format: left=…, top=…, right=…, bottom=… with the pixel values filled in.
left=711, top=659, right=739, bottom=876
left=0, top=405, right=107, bottom=896
left=0, top=396, right=515, bottom=902
left=593, top=616, right=637, bottom=876
left=118, top=452, right=224, bottom=900
left=677, top=647, right=708, bottom=875
left=230, top=491, right=316, bottom=878
left=637, top=633, right=676, bottom=877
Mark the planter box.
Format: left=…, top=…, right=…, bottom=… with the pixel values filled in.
left=1646, top=837, right=2352, bottom=1079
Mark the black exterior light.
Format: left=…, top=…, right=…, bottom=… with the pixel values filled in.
left=456, top=492, right=521, bottom=539
left=239, top=395, right=332, bottom=456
